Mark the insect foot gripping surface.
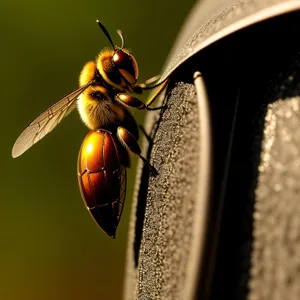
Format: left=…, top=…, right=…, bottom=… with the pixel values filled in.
left=116, top=126, right=158, bottom=176
left=77, top=129, right=128, bottom=238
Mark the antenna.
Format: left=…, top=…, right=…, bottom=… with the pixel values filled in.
left=116, top=30, right=125, bottom=49
left=96, top=20, right=115, bottom=50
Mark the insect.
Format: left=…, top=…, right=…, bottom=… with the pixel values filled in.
left=12, top=20, right=168, bottom=238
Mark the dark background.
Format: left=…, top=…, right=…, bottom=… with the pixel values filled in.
left=1, top=1, right=194, bottom=299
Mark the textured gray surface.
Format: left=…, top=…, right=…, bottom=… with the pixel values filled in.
left=123, top=0, right=300, bottom=299
left=137, top=83, right=200, bottom=300
left=209, top=21, right=300, bottom=300
left=123, top=79, right=211, bottom=300
left=249, top=59, right=300, bottom=300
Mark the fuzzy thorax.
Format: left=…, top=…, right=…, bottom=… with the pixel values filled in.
left=79, top=61, right=97, bottom=86
left=77, top=85, right=126, bottom=130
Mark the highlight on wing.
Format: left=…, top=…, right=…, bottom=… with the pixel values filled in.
left=12, top=82, right=92, bottom=158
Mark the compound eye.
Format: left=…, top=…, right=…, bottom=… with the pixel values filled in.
left=112, top=50, right=139, bottom=85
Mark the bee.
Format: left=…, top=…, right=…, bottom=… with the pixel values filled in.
left=12, top=20, right=168, bottom=238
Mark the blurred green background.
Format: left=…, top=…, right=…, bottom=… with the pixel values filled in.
left=1, top=0, right=194, bottom=299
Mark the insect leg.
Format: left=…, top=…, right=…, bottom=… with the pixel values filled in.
left=145, top=78, right=169, bottom=107
left=136, top=74, right=161, bottom=90
left=116, top=94, right=165, bottom=111
left=132, top=75, right=161, bottom=94
left=116, top=79, right=168, bottom=111
left=116, top=126, right=158, bottom=176
left=138, top=125, right=152, bottom=144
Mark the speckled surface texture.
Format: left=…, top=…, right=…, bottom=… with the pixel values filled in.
left=123, top=0, right=300, bottom=299
left=137, top=83, right=200, bottom=300
left=209, top=40, right=300, bottom=300
left=123, top=80, right=209, bottom=300
left=249, top=58, right=300, bottom=300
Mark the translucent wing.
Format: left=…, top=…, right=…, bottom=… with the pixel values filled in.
left=12, top=82, right=92, bottom=158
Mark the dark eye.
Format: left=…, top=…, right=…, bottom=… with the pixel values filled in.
left=112, top=50, right=139, bottom=84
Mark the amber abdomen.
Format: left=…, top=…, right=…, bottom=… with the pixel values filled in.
left=78, top=129, right=127, bottom=238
